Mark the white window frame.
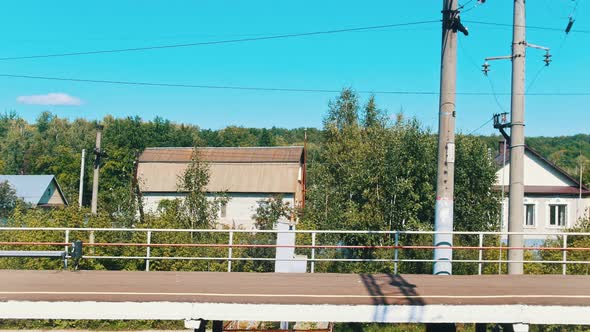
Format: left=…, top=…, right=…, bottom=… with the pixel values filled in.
left=546, top=199, right=569, bottom=228
left=219, top=202, right=228, bottom=218
left=523, top=201, right=537, bottom=228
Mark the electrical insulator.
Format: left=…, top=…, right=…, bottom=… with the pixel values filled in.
left=544, top=51, right=552, bottom=66
left=565, top=17, right=575, bottom=34
left=482, top=62, right=490, bottom=76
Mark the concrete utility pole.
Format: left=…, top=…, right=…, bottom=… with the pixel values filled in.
left=433, top=0, right=459, bottom=276
left=485, top=1, right=550, bottom=276
left=507, top=0, right=527, bottom=275
left=91, top=126, right=103, bottom=215
left=78, top=149, right=86, bottom=209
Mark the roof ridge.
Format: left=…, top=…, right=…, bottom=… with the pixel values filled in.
left=145, top=146, right=303, bottom=150
left=494, top=144, right=589, bottom=191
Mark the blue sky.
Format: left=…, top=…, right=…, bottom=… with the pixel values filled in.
left=0, top=1, right=588, bottom=136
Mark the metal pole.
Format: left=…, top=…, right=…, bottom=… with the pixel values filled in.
left=91, top=126, right=103, bottom=215
left=478, top=233, right=483, bottom=275
left=228, top=231, right=233, bottom=272
left=434, top=0, right=458, bottom=276
left=394, top=231, right=399, bottom=275
left=310, top=232, right=316, bottom=273
left=501, top=140, right=507, bottom=230
left=498, top=241, right=502, bottom=274
left=146, top=231, right=151, bottom=272
left=507, top=0, right=526, bottom=275
left=562, top=235, right=568, bottom=275
left=64, top=230, right=70, bottom=269
left=78, top=149, right=86, bottom=208
left=579, top=163, right=583, bottom=220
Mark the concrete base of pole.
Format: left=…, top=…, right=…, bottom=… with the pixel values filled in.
left=433, top=199, right=453, bottom=275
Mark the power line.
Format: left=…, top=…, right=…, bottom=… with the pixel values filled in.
left=464, top=20, right=590, bottom=33
left=2, top=73, right=590, bottom=96
left=0, top=20, right=440, bottom=61
left=467, top=116, right=494, bottom=135
left=572, top=0, right=582, bottom=17
left=457, top=37, right=508, bottom=112
left=486, top=75, right=508, bottom=112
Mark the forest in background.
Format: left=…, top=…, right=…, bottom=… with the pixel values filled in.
left=0, top=89, right=587, bottom=274
left=0, top=108, right=587, bottom=216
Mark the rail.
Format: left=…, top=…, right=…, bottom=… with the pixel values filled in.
left=0, top=227, right=589, bottom=275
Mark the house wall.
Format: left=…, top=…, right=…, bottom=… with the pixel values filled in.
left=38, top=182, right=65, bottom=207
left=495, top=152, right=573, bottom=187
left=142, top=192, right=296, bottom=229
left=500, top=196, right=590, bottom=241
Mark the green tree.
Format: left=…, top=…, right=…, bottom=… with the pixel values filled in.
left=172, top=148, right=228, bottom=229
left=252, top=194, right=294, bottom=230
left=0, top=180, right=17, bottom=218
left=301, top=89, right=500, bottom=274
left=258, top=128, right=274, bottom=146
left=0, top=117, right=33, bottom=174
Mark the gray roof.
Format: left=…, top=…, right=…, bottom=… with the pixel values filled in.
left=0, top=175, right=68, bottom=206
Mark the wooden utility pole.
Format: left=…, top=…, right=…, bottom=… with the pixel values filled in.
left=433, top=0, right=459, bottom=276
left=507, top=0, right=527, bottom=275
left=91, top=125, right=103, bottom=215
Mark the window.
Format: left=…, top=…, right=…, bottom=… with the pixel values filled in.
left=524, top=204, right=535, bottom=226
left=220, top=202, right=227, bottom=218
left=549, top=204, right=567, bottom=227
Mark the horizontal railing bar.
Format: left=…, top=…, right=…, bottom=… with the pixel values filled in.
left=79, top=256, right=590, bottom=265
left=6, top=241, right=587, bottom=252
left=82, top=256, right=590, bottom=265
left=0, top=242, right=68, bottom=246
left=3, top=242, right=590, bottom=253
left=2, top=227, right=590, bottom=236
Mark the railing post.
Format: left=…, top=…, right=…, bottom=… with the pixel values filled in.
left=228, top=231, right=233, bottom=272
left=478, top=233, right=483, bottom=275
left=498, top=240, right=502, bottom=275
left=64, top=230, right=70, bottom=269
left=311, top=232, right=316, bottom=273
left=145, top=231, right=151, bottom=272
left=394, top=231, right=399, bottom=275
left=562, top=235, right=568, bottom=275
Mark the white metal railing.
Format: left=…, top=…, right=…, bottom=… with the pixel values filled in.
left=0, top=227, right=589, bottom=275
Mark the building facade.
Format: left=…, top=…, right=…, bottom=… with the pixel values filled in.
left=494, top=143, right=590, bottom=242
left=136, top=146, right=305, bottom=229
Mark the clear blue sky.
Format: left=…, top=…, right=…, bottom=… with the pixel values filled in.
left=0, top=0, right=588, bottom=136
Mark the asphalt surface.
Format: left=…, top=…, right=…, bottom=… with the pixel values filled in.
left=1, top=270, right=589, bottom=306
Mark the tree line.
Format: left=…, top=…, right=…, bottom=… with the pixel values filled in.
left=0, top=89, right=588, bottom=275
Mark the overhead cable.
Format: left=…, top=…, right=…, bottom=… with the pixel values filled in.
left=0, top=20, right=440, bottom=61
left=464, top=20, right=590, bottom=33
left=1, top=73, right=589, bottom=96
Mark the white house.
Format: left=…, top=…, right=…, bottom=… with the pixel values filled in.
left=136, top=146, right=305, bottom=229
left=0, top=175, right=68, bottom=208
left=494, top=142, right=590, bottom=242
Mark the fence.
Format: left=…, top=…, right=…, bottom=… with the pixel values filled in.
left=0, top=227, right=589, bottom=275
